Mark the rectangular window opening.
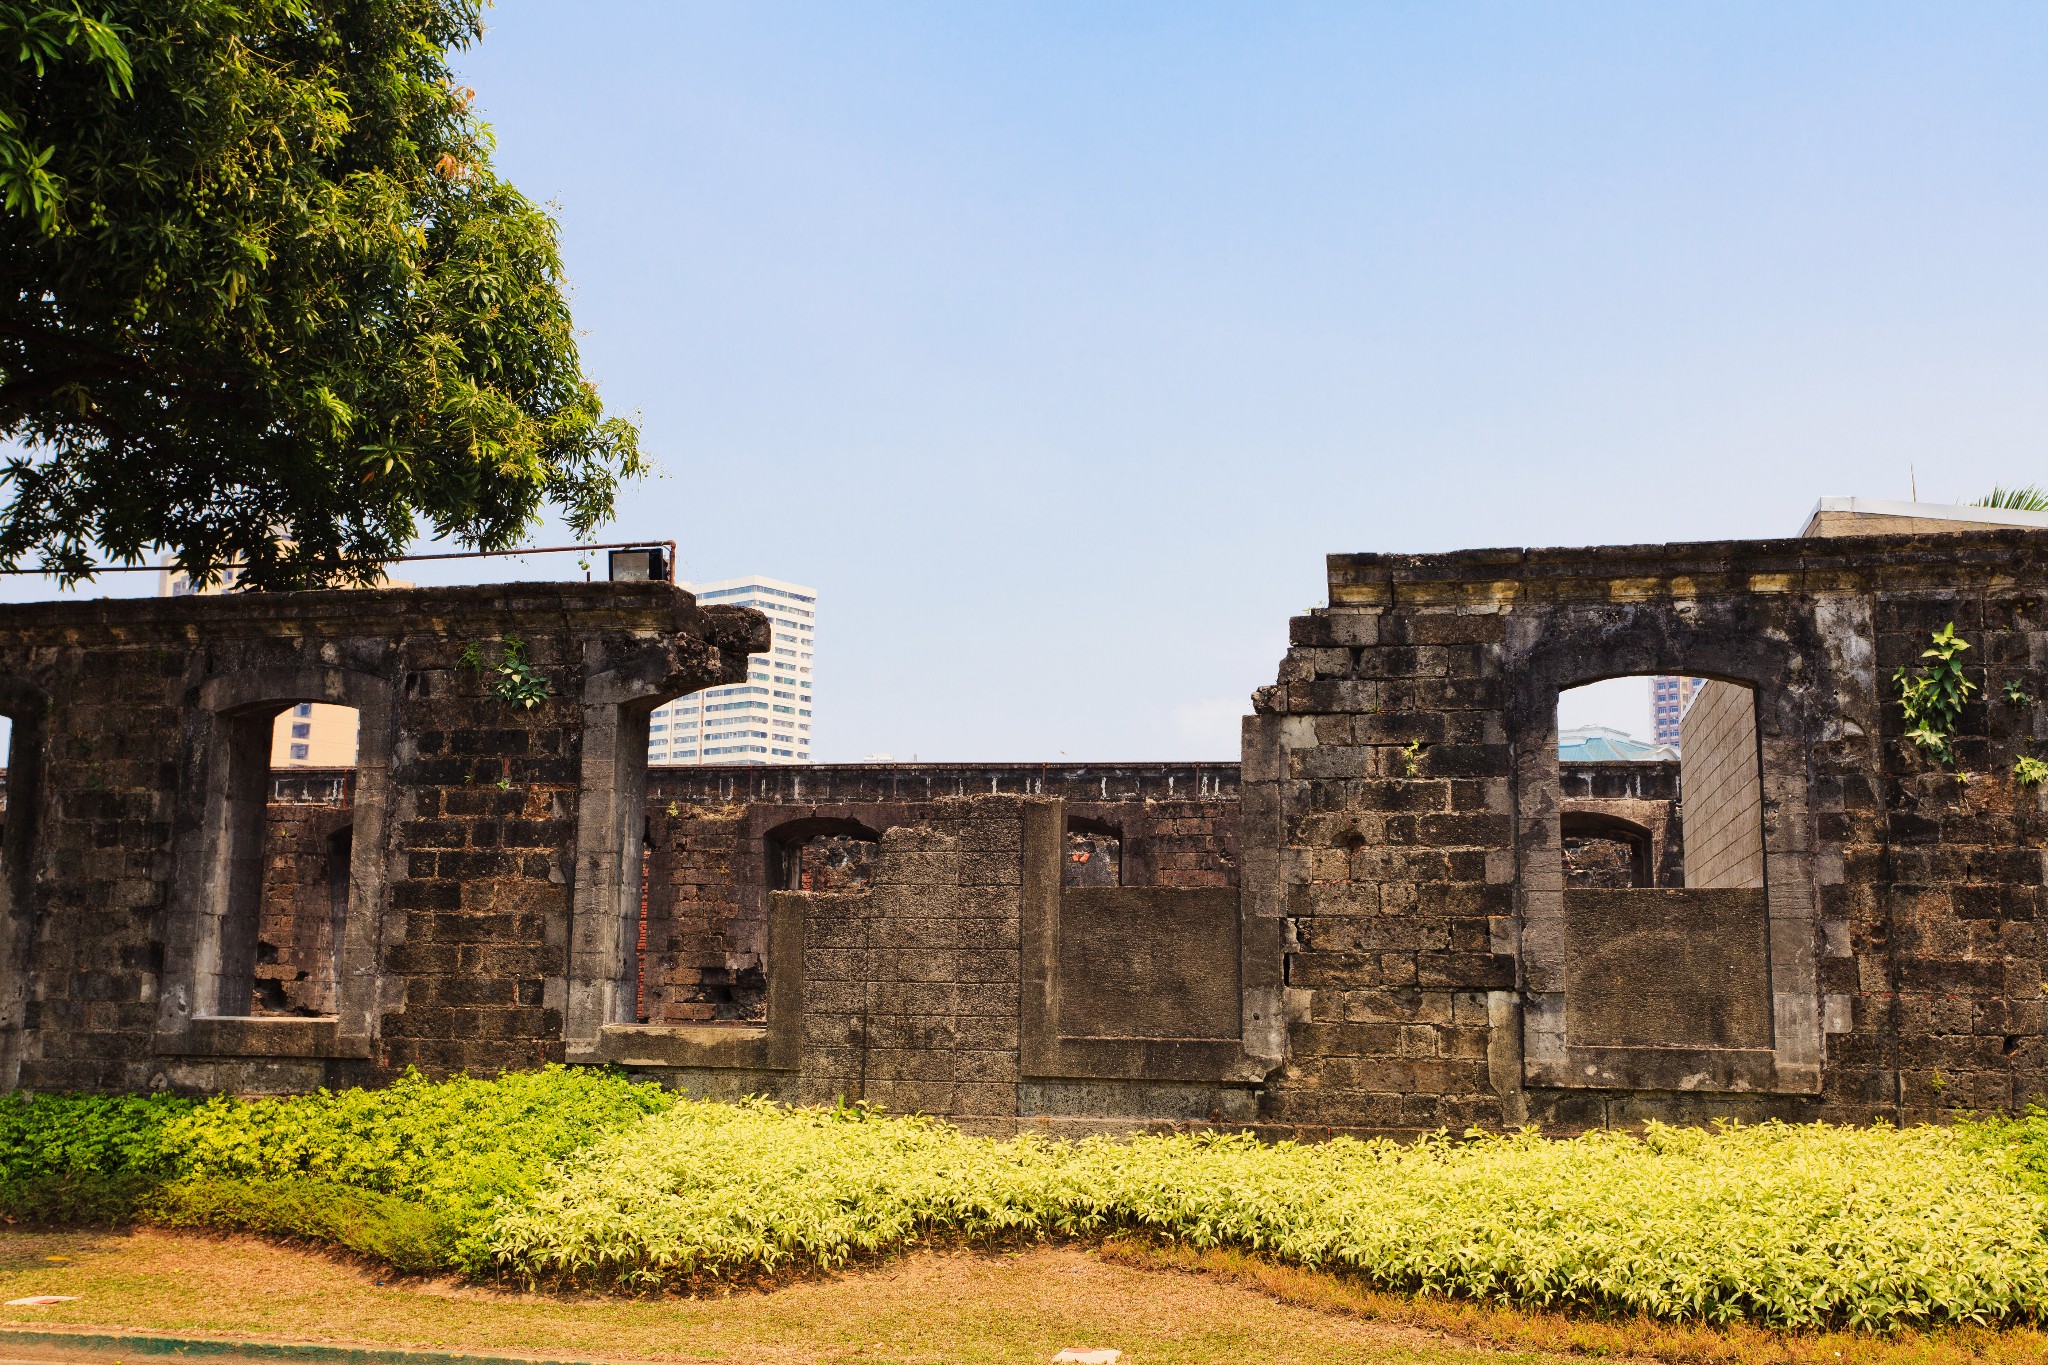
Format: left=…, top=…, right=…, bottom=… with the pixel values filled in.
left=224, top=703, right=363, bottom=1018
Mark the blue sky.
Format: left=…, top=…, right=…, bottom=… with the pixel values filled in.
left=10, top=4, right=2047, bottom=758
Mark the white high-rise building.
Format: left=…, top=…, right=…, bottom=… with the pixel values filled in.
left=649, top=575, right=816, bottom=766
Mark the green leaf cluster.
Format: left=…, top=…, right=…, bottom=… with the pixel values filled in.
left=163, top=1067, right=669, bottom=1264
left=0, top=1088, right=192, bottom=1220
left=1895, top=623, right=1978, bottom=766
left=0, top=1, right=643, bottom=588
left=458, top=634, right=550, bottom=709
left=480, top=1100, right=2048, bottom=1330
left=1976, top=486, right=2048, bottom=512
left=0, top=1067, right=667, bottom=1262
left=488, top=635, right=548, bottom=709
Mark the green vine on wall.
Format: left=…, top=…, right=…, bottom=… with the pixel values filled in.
left=460, top=635, right=554, bottom=711
left=1893, top=622, right=1976, bottom=766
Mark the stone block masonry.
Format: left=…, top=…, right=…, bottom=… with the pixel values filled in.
left=9, top=524, right=2048, bottom=1137
left=634, top=763, right=1238, bottom=1025
left=1680, top=680, right=1764, bottom=890
left=0, top=582, right=766, bottom=1094
left=1250, top=527, right=2048, bottom=1131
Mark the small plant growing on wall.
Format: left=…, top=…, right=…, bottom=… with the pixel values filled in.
left=1399, top=738, right=1425, bottom=777
left=460, top=636, right=554, bottom=710
left=1894, top=623, right=1976, bottom=766
left=2015, top=755, right=2048, bottom=789
left=2004, top=680, right=2034, bottom=707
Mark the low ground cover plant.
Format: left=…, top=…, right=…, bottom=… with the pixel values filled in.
left=0, top=1068, right=671, bottom=1269
left=481, top=1100, right=2048, bottom=1330
left=7, top=1071, right=2048, bottom=1331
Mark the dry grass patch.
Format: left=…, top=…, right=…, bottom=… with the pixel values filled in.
left=0, top=1227, right=1571, bottom=1365
left=1096, top=1238, right=2048, bottom=1365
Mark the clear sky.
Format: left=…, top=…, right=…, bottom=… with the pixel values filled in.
left=7, top=3, right=2046, bottom=759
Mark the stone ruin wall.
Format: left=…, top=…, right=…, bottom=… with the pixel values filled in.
left=196, top=762, right=1242, bottom=1029
left=1248, top=528, right=2048, bottom=1132
left=629, top=764, right=1238, bottom=1027
left=0, top=582, right=768, bottom=1094
left=1559, top=761, right=1681, bottom=889
left=2, top=525, right=2047, bottom=1136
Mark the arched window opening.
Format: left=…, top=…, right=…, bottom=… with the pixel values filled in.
left=0, top=716, right=10, bottom=862
left=1063, top=818, right=1122, bottom=888
left=798, top=834, right=877, bottom=891
left=1560, top=812, right=1653, bottom=889
left=0, top=705, right=42, bottom=881
left=271, top=700, right=358, bottom=769
left=635, top=826, right=653, bottom=1024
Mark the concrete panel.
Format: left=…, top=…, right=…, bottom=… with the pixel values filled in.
left=1565, top=888, right=1771, bottom=1049
left=1057, top=887, right=1241, bottom=1041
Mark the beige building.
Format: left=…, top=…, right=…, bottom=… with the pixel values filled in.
left=1800, top=495, right=2048, bottom=537
left=160, top=562, right=408, bottom=767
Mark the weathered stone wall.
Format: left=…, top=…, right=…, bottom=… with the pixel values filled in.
left=569, top=793, right=1268, bottom=1136
left=1559, top=760, right=1681, bottom=888
left=632, top=764, right=1239, bottom=1027
left=11, top=526, right=2048, bottom=1138
left=1680, top=680, right=1764, bottom=889
left=214, top=762, right=1246, bottom=1130
left=0, top=583, right=765, bottom=1093
left=1245, top=528, right=2048, bottom=1132
left=254, top=774, right=357, bottom=1016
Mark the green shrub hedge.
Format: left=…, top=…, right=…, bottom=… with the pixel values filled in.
left=6, top=1070, right=2048, bottom=1331
left=0, top=1067, right=671, bottom=1267
left=479, top=1098, right=2048, bottom=1330
left=0, top=1090, right=193, bottom=1221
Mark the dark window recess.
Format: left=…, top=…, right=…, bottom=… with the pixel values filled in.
left=1063, top=822, right=1122, bottom=888
left=1562, top=832, right=1647, bottom=888
left=766, top=820, right=883, bottom=893
left=796, top=834, right=877, bottom=891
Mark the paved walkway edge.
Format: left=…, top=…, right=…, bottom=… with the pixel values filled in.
left=0, top=1328, right=608, bottom=1365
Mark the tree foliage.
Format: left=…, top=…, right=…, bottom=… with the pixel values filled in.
left=0, top=0, right=642, bottom=588
left=1975, top=485, right=2048, bottom=512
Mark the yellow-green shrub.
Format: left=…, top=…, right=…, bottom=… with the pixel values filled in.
left=165, top=1066, right=673, bottom=1268
left=478, top=1102, right=2048, bottom=1331
left=476, top=1099, right=1089, bottom=1283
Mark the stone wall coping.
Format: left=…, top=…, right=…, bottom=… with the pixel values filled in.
left=1326, top=527, right=2048, bottom=604
left=0, top=580, right=727, bottom=643
left=647, top=761, right=1241, bottom=803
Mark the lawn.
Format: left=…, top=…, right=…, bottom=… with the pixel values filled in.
left=0, top=1226, right=1571, bottom=1365
left=2, top=1227, right=2046, bottom=1365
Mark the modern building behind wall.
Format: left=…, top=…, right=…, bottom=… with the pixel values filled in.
left=1649, top=675, right=1707, bottom=747
left=649, top=575, right=816, bottom=766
